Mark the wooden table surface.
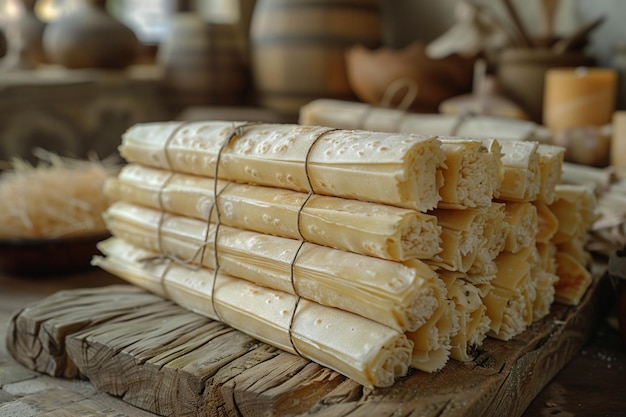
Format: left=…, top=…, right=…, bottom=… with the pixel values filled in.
left=1, top=267, right=625, bottom=417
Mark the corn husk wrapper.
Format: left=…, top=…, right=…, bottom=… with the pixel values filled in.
left=104, top=164, right=442, bottom=261
left=480, top=247, right=538, bottom=341
left=535, top=201, right=559, bottom=243
left=548, top=185, right=596, bottom=305
left=104, top=201, right=442, bottom=333
left=92, top=237, right=413, bottom=388
left=119, top=121, right=445, bottom=212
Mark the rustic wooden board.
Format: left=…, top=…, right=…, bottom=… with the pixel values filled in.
left=6, top=270, right=612, bottom=417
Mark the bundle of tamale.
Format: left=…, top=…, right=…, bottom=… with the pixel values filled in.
left=299, top=105, right=597, bottom=351
left=94, top=120, right=458, bottom=388
left=93, top=117, right=598, bottom=388
left=104, top=164, right=442, bottom=261
left=93, top=238, right=414, bottom=388
left=119, top=121, right=445, bottom=211
left=299, top=98, right=552, bottom=142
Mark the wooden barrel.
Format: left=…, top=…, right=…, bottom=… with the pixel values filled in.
left=249, top=0, right=382, bottom=116
left=157, top=14, right=248, bottom=114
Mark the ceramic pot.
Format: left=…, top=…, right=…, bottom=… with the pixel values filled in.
left=43, top=0, right=140, bottom=69
left=346, top=40, right=475, bottom=114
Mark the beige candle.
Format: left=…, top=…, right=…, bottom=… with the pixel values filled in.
left=612, top=111, right=626, bottom=168
left=543, top=67, right=617, bottom=130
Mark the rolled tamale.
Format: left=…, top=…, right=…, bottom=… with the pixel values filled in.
left=92, top=237, right=413, bottom=388
left=439, top=271, right=490, bottom=362
left=104, top=201, right=442, bottom=333
left=536, top=144, right=565, bottom=205
left=104, top=164, right=442, bottom=261
left=502, top=202, right=538, bottom=253
left=299, top=98, right=550, bottom=142
left=497, top=140, right=541, bottom=202
left=119, top=121, right=445, bottom=212
left=428, top=207, right=488, bottom=273
left=437, top=138, right=502, bottom=209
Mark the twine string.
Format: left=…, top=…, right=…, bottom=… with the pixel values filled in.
left=450, top=110, right=477, bottom=136
left=357, top=78, right=418, bottom=132
left=285, top=127, right=339, bottom=356
left=209, top=122, right=262, bottom=321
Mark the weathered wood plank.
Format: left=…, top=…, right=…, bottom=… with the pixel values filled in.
left=5, top=272, right=612, bottom=417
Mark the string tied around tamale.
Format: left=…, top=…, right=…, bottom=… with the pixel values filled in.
left=356, top=77, right=418, bottom=132
left=209, top=121, right=263, bottom=322
left=137, top=122, right=210, bottom=294
left=285, top=126, right=341, bottom=357
left=450, top=110, right=477, bottom=136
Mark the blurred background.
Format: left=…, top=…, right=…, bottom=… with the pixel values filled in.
left=0, top=0, right=625, bottom=167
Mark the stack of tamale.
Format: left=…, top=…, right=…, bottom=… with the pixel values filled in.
left=300, top=101, right=597, bottom=357
left=94, top=121, right=450, bottom=388
left=93, top=116, right=597, bottom=388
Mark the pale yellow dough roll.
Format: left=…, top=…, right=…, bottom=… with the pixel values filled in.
left=104, top=164, right=442, bottom=261
left=103, top=201, right=442, bottom=333
left=92, top=237, right=413, bottom=388
left=119, top=121, right=445, bottom=211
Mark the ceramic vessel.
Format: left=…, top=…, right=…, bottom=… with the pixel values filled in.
left=345, top=40, right=475, bottom=113
left=43, top=0, right=140, bottom=69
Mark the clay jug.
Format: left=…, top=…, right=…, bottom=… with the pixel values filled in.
left=42, top=0, right=140, bottom=69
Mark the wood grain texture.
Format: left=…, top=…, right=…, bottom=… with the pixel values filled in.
left=6, top=271, right=612, bottom=417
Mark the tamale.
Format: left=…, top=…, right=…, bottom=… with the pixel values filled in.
left=481, top=284, right=529, bottom=341
left=534, top=201, right=559, bottom=243
left=437, top=138, right=502, bottom=209
left=92, top=237, right=413, bottom=388
left=407, top=294, right=458, bottom=372
left=299, top=98, right=551, bottom=142
left=536, top=144, right=565, bottom=205
left=491, top=247, right=533, bottom=291
left=467, top=249, right=497, bottom=285
left=554, top=251, right=593, bottom=305
left=502, top=202, right=538, bottom=253
left=119, top=121, right=445, bottom=211
left=440, top=271, right=490, bottom=362
left=483, top=202, right=508, bottom=259
left=550, top=184, right=598, bottom=244
left=105, top=164, right=442, bottom=261
left=497, top=140, right=541, bottom=202
left=428, top=207, right=487, bottom=273
left=104, top=201, right=441, bottom=333
left=530, top=268, right=559, bottom=322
